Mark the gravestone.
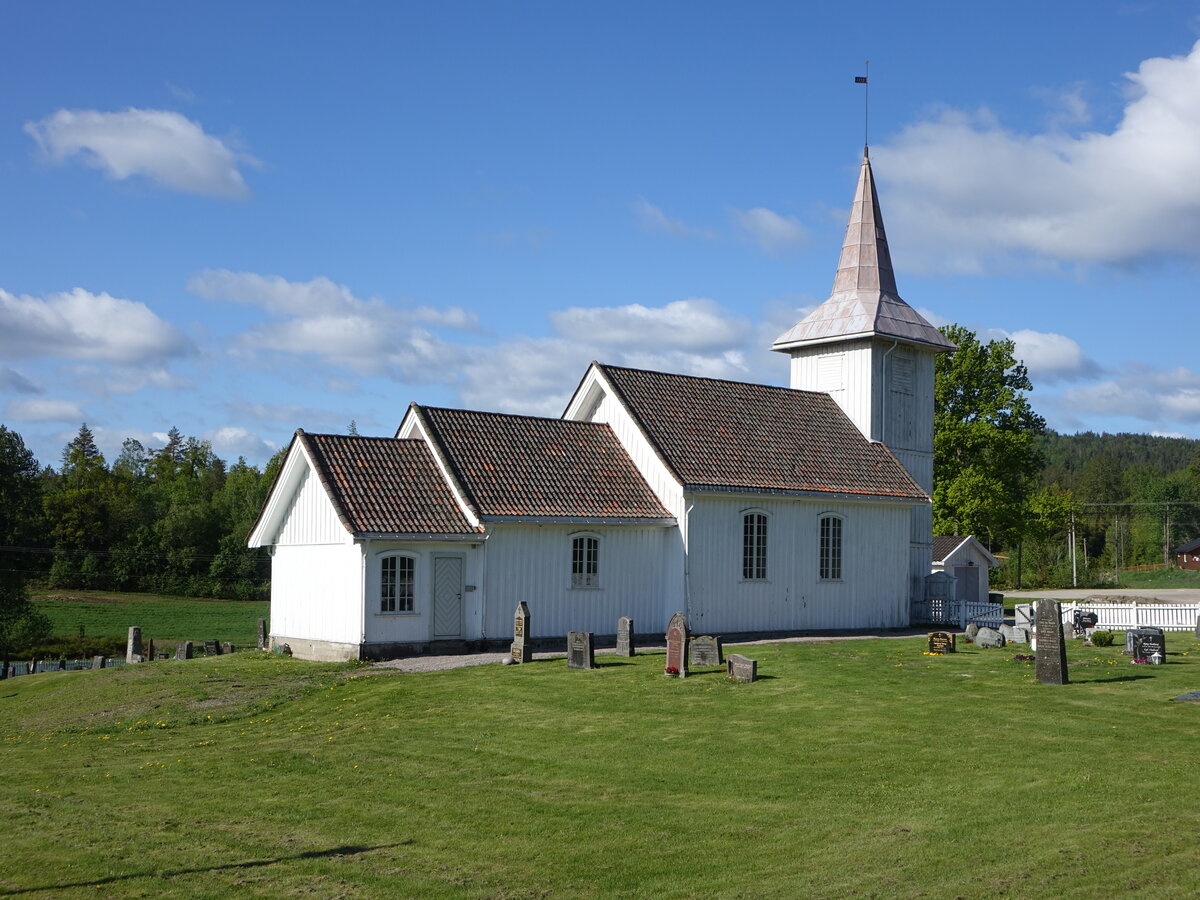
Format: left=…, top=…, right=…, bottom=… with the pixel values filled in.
left=1035, top=600, right=1069, bottom=685
left=203, top=640, right=220, bottom=656
left=126, top=626, right=142, bottom=664
left=726, top=653, right=757, bottom=682
left=689, top=635, right=723, bottom=667
left=615, top=616, right=635, bottom=657
left=1129, top=628, right=1166, bottom=663
left=1126, top=627, right=1164, bottom=655
left=510, top=601, right=531, bottom=664
left=91, top=655, right=107, bottom=670
left=1195, top=615, right=1200, bottom=639
left=567, top=631, right=595, bottom=669
left=964, top=623, right=979, bottom=640
left=174, top=641, right=193, bottom=660
left=146, top=639, right=155, bottom=662
left=222, top=641, right=234, bottom=655
left=664, top=611, right=689, bottom=678
left=257, top=618, right=269, bottom=650
left=974, top=627, right=1005, bottom=648
left=927, top=631, right=956, bottom=654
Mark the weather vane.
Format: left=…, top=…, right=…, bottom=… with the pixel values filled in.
left=855, top=60, right=869, bottom=154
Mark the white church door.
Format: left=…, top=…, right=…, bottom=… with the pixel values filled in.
left=432, top=556, right=463, bottom=638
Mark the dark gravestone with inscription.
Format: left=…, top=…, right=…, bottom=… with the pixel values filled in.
left=257, top=618, right=269, bottom=650
left=567, top=631, right=595, bottom=669
left=1035, top=600, right=1069, bottom=685
left=726, top=653, right=757, bottom=682
left=689, top=635, right=724, bottom=667
left=1130, top=628, right=1166, bottom=663
left=174, top=641, right=193, bottom=660
left=615, top=616, right=635, bottom=657
left=203, top=640, right=220, bottom=656
left=664, top=611, right=689, bottom=678
left=510, top=601, right=531, bottom=664
left=126, top=626, right=142, bottom=664
left=927, top=631, right=956, bottom=654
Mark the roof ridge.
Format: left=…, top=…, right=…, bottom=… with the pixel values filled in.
left=422, top=405, right=616, bottom=428
left=597, top=362, right=828, bottom=398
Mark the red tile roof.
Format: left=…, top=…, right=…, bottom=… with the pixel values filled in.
left=596, top=364, right=928, bottom=500
left=414, top=405, right=672, bottom=519
left=299, top=431, right=479, bottom=535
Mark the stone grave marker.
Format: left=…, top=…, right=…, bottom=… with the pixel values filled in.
left=1195, top=614, right=1200, bottom=639
left=1130, top=628, right=1166, bottom=664
left=1035, top=600, right=1069, bottom=685
left=664, top=611, right=689, bottom=678
left=222, top=641, right=235, bottom=655
left=174, top=641, right=193, bottom=660
left=146, top=639, right=155, bottom=662
left=510, top=601, right=531, bottom=664
left=726, top=653, right=757, bottom=682
left=1126, top=627, right=1164, bottom=655
left=91, top=655, right=107, bottom=670
left=203, top=640, right=220, bottom=656
left=126, top=626, right=142, bottom=664
left=689, top=635, right=724, bottom=667
left=974, top=627, right=1005, bottom=649
left=257, top=618, right=269, bottom=650
left=927, top=631, right=956, bottom=654
left=567, top=631, right=595, bottom=670
left=615, top=616, right=635, bottom=657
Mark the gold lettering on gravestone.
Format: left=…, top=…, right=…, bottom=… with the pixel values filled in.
left=927, top=632, right=956, bottom=654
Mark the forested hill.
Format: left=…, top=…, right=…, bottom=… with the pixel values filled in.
left=1039, top=430, right=1200, bottom=488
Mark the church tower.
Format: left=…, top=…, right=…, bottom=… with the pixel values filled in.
left=772, top=148, right=954, bottom=603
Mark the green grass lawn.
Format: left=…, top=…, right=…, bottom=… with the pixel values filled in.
left=2, top=637, right=1199, bottom=898
left=1117, top=567, right=1200, bottom=590
left=31, top=589, right=269, bottom=645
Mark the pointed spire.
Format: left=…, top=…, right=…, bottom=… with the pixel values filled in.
left=773, top=151, right=954, bottom=353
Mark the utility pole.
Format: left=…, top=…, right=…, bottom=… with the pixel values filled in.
left=1070, top=511, right=1077, bottom=588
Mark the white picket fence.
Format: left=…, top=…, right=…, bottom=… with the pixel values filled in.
left=911, top=597, right=1004, bottom=629
left=1058, top=600, right=1200, bottom=633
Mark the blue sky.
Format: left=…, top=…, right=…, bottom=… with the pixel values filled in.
left=5, top=1, right=1200, bottom=469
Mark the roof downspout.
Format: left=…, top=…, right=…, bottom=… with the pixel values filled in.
left=683, top=498, right=694, bottom=622
left=359, top=538, right=369, bottom=660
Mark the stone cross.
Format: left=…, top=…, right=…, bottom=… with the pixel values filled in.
left=615, top=616, right=635, bottom=657
left=567, top=631, right=595, bottom=669
left=1035, top=600, right=1069, bottom=685
left=664, top=611, right=689, bottom=678
left=126, top=626, right=142, bottom=664
left=510, top=601, right=531, bottom=664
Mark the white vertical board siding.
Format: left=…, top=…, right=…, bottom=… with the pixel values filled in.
left=271, top=542, right=363, bottom=644
left=276, top=468, right=350, bottom=546
left=482, top=524, right=676, bottom=639
left=363, top=542, right=483, bottom=643
left=788, top=339, right=876, bottom=442
left=686, top=494, right=911, bottom=632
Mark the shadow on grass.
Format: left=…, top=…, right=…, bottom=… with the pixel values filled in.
left=1073, top=674, right=1157, bottom=684
left=0, top=842, right=412, bottom=896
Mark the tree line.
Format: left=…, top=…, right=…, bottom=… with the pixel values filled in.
left=0, top=424, right=282, bottom=604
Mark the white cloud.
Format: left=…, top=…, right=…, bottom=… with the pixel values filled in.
left=1007, top=329, right=1102, bottom=384
left=732, top=207, right=809, bottom=256
left=228, top=400, right=350, bottom=427
left=206, top=426, right=279, bottom=460
left=1063, top=364, right=1200, bottom=425
left=5, top=398, right=84, bottom=422
left=0, top=287, right=192, bottom=366
left=874, top=40, right=1200, bottom=271
left=632, top=198, right=716, bottom=239
left=25, top=108, right=254, bottom=198
left=551, top=298, right=750, bottom=354
left=190, top=270, right=477, bottom=382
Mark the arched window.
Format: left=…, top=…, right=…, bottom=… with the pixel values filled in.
left=819, top=515, right=843, bottom=581
left=571, top=534, right=599, bottom=588
left=380, top=555, right=415, bottom=613
left=742, top=510, right=768, bottom=580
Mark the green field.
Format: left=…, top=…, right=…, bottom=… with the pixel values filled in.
left=1116, top=567, right=1200, bottom=590
left=31, top=589, right=269, bottom=645
left=2, top=637, right=1199, bottom=898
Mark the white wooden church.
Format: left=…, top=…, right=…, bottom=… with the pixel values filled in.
left=248, top=150, right=956, bottom=661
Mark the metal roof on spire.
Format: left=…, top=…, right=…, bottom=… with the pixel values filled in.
left=772, top=151, right=955, bottom=353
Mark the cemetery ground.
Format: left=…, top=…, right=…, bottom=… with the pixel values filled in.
left=3, top=637, right=1199, bottom=899
left=28, top=589, right=269, bottom=653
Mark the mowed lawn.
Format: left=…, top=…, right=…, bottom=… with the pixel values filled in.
left=2, top=636, right=1199, bottom=899
left=31, top=590, right=269, bottom=645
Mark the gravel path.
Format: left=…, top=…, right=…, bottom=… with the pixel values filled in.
left=371, top=628, right=931, bottom=673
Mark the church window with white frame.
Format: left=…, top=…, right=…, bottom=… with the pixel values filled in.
left=742, top=511, right=768, bottom=580
left=819, top=515, right=843, bottom=581
left=380, top=555, right=415, bottom=613
left=571, top=534, right=599, bottom=588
